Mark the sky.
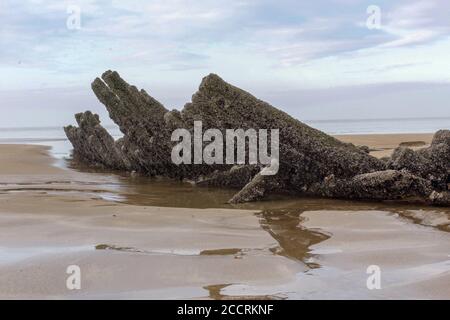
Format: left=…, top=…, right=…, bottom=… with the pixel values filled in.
left=0, top=0, right=450, bottom=127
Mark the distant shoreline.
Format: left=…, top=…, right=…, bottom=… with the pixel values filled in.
left=0, top=132, right=435, bottom=160
left=335, top=133, right=433, bottom=158
left=0, top=114, right=449, bottom=137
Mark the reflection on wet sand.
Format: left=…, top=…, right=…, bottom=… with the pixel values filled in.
left=70, top=168, right=448, bottom=274
left=200, top=248, right=242, bottom=256
left=204, top=284, right=285, bottom=300
left=1, top=145, right=449, bottom=299
left=4, top=159, right=450, bottom=272
left=257, top=209, right=329, bottom=268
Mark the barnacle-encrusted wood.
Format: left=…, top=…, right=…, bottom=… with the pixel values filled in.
left=65, top=71, right=449, bottom=205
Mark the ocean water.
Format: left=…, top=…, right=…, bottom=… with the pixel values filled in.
left=0, top=125, right=122, bottom=159
left=305, top=117, right=450, bottom=135
left=0, top=117, right=449, bottom=158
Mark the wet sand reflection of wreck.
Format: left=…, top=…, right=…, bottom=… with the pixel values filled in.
left=257, top=208, right=330, bottom=268
left=60, top=163, right=450, bottom=264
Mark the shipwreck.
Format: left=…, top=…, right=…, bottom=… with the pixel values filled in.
left=64, top=70, right=450, bottom=206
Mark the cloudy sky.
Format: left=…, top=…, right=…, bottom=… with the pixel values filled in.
left=0, top=0, right=449, bottom=127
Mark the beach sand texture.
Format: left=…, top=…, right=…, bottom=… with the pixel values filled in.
left=0, top=136, right=448, bottom=299
left=335, top=133, right=433, bottom=158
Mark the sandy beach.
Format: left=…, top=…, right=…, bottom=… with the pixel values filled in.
left=0, top=135, right=449, bottom=299
left=3, top=0, right=450, bottom=307
left=335, top=133, right=434, bottom=158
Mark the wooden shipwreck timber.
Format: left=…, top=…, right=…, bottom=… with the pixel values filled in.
left=64, top=70, right=450, bottom=206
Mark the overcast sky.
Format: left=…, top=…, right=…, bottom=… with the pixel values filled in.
left=1, top=0, right=450, bottom=127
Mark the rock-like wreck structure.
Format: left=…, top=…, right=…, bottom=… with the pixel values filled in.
left=65, top=71, right=450, bottom=206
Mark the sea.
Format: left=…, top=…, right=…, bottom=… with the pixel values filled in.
left=0, top=117, right=449, bottom=159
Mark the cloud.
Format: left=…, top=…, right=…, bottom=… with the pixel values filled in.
left=378, top=0, right=450, bottom=48
left=1, top=0, right=449, bottom=92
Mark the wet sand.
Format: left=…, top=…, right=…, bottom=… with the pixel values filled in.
left=0, top=140, right=449, bottom=299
